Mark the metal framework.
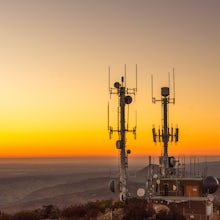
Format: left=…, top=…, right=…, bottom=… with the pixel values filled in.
left=151, top=69, right=179, bottom=177
left=108, top=65, right=137, bottom=201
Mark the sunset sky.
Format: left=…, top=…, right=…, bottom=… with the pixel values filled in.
left=0, top=0, right=220, bottom=157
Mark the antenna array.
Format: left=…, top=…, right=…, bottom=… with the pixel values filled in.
left=151, top=69, right=179, bottom=177
left=108, top=65, right=137, bottom=201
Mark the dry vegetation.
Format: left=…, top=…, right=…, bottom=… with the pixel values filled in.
left=0, top=198, right=188, bottom=220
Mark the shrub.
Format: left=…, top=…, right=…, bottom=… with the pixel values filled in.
left=61, top=205, right=86, bottom=218
left=39, top=204, right=59, bottom=219
left=11, top=211, right=39, bottom=220
left=122, top=198, right=150, bottom=220
left=156, top=209, right=186, bottom=220
left=0, top=213, right=12, bottom=220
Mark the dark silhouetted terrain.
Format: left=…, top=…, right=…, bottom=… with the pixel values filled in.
left=0, top=157, right=220, bottom=213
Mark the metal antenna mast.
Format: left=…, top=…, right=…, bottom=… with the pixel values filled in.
left=108, top=65, right=137, bottom=201
left=152, top=69, right=179, bottom=177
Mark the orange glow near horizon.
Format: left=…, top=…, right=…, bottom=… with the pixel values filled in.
left=0, top=1, right=220, bottom=158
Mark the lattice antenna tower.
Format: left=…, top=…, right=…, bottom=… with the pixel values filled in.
left=151, top=68, right=179, bottom=177
left=108, top=64, right=137, bottom=201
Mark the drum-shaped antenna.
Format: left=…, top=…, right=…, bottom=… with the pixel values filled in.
left=161, top=87, right=169, bottom=97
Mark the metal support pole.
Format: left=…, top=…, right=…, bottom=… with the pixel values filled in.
left=119, top=86, right=127, bottom=201
left=163, top=97, right=169, bottom=175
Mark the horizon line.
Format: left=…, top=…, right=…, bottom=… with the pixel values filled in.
left=1, top=154, right=220, bottom=159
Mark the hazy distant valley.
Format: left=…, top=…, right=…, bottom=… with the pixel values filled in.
left=0, top=158, right=120, bottom=213
left=0, top=157, right=220, bottom=213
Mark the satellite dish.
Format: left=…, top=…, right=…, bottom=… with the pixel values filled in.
left=153, top=174, right=158, bottom=179
left=203, top=176, right=219, bottom=194
left=169, top=156, right=176, bottom=167
left=109, top=180, right=115, bottom=193
left=173, top=185, right=177, bottom=191
left=127, top=149, right=131, bottom=154
left=125, top=95, right=132, bottom=104
left=109, top=179, right=120, bottom=193
left=137, top=188, right=145, bottom=197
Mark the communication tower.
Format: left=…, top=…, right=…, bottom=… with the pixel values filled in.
left=151, top=69, right=179, bottom=177
left=108, top=65, right=137, bottom=201
left=148, top=70, right=219, bottom=220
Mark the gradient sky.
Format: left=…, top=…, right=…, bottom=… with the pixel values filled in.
left=0, top=0, right=220, bottom=157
